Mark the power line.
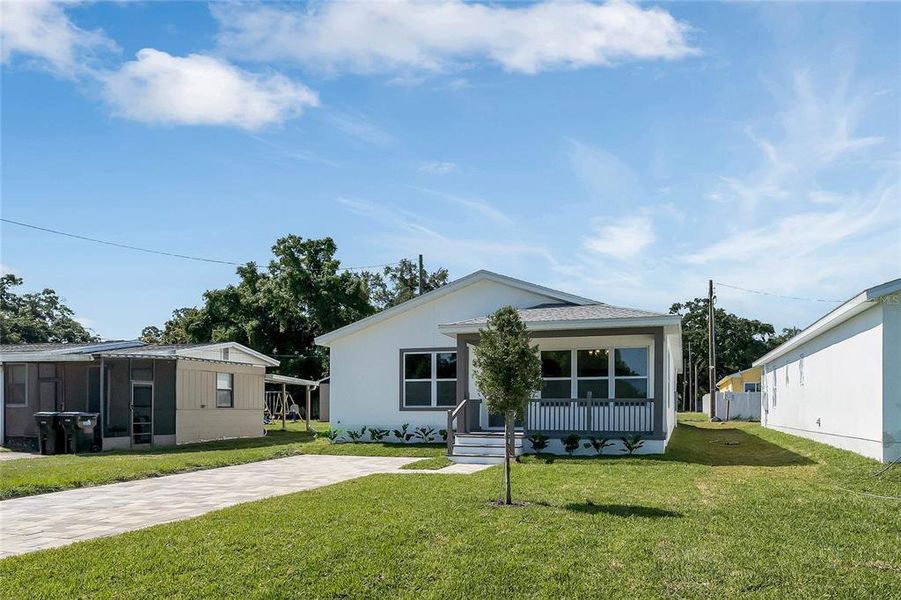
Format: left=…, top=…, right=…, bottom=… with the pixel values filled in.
left=1, top=217, right=405, bottom=272
left=716, top=281, right=843, bottom=304
left=2, top=218, right=242, bottom=266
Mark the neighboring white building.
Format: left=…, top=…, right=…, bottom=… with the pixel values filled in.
left=0, top=341, right=282, bottom=450
left=315, top=270, right=682, bottom=461
left=753, top=278, right=901, bottom=464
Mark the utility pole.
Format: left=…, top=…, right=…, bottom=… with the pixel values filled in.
left=708, top=279, right=717, bottom=419
left=418, top=254, right=425, bottom=296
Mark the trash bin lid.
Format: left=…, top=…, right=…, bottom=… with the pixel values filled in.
left=34, top=411, right=61, bottom=417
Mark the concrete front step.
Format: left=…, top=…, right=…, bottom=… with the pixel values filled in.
left=448, top=454, right=506, bottom=465
left=451, top=444, right=523, bottom=457
left=454, top=433, right=524, bottom=448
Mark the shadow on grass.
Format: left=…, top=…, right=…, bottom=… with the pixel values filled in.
left=564, top=503, right=682, bottom=518
left=661, top=422, right=816, bottom=467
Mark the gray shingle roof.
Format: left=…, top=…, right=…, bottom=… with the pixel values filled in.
left=0, top=340, right=138, bottom=354
left=445, top=303, right=668, bottom=327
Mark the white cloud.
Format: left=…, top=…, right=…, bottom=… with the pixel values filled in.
left=406, top=185, right=511, bottom=226
left=683, top=201, right=885, bottom=266
left=0, top=0, right=115, bottom=77
left=566, top=138, right=641, bottom=206
left=418, top=161, right=457, bottom=174
left=100, top=49, right=318, bottom=130
left=213, top=0, right=697, bottom=75
left=325, top=109, right=394, bottom=146
left=583, top=215, right=655, bottom=260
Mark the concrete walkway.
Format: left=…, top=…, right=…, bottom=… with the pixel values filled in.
left=0, top=451, right=44, bottom=462
left=0, top=454, right=418, bottom=558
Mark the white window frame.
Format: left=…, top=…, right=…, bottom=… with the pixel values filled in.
left=743, top=382, right=760, bottom=393
left=216, top=372, right=234, bottom=408
left=4, top=364, right=28, bottom=407
left=401, top=349, right=457, bottom=409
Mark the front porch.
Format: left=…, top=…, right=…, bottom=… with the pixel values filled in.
left=440, top=310, right=681, bottom=460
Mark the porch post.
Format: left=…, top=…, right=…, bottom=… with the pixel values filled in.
left=455, top=335, right=468, bottom=434
left=653, top=329, right=665, bottom=438
left=305, top=385, right=311, bottom=433
left=281, top=383, right=287, bottom=431
left=99, top=357, right=105, bottom=436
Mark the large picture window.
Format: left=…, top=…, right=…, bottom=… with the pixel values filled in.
left=540, top=350, right=571, bottom=399
left=216, top=373, right=234, bottom=408
left=402, top=350, right=457, bottom=408
left=539, top=346, right=650, bottom=400
left=614, top=348, right=649, bottom=399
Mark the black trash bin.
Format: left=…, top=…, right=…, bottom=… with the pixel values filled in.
left=59, top=412, right=102, bottom=453
left=33, top=412, right=63, bottom=455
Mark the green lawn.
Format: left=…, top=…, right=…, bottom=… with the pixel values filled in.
left=0, top=422, right=444, bottom=500
left=2, top=416, right=898, bottom=599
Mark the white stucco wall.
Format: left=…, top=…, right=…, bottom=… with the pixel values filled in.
left=327, top=279, right=564, bottom=431
left=761, top=303, right=887, bottom=461
left=881, top=297, right=900, bottom=463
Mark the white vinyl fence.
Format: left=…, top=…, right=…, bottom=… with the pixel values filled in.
left=702, top=392, right=761, bottom=421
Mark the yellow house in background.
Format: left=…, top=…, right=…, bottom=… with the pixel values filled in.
left=716, top=366, right=762, bottom=393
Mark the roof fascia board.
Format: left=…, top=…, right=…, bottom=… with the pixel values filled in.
left=315, top=270, right=597, bottom=346
left=866, top=277, right=901, bottom=300
left=753, top=292, right=873, bottom=366
left=176, top=342, right=280, bottom=367
left=0, top=353, right=96, bottom=363
left=438, top=315, right=682, bottom=336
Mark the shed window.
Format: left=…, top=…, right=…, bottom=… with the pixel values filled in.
left=744, top=382, right=760, bottom=393
left=216, top=373, right=234, bottom=408
left=402, top=351, right=456, bottom=408
left=5, top=365, right=28, bottom=406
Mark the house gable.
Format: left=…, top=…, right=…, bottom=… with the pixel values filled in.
left=315, top=270, right=596, bottom=346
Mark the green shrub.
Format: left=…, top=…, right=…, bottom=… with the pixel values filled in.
left=413, top=426, right=436, bottom=442
left=583, top=436, right=613, bottom=455
left=392, top=423, right=414, bottom=442
left=562, top=433, right=581, bottom=456
left=620, top=435, right=644, bottom=455
left=368, top=428, right=389, bottom=442
left=347, top=427, right=367, bottom=443
left=527, top=433, right=549, bottom=453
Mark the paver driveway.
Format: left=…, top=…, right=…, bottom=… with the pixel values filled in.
left=0, top=454, right=417, bottom=558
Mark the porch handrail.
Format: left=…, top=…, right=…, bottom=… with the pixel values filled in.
left=525, top=397, right=655, bottom=435
left=446, top=397, right=470, bottom=455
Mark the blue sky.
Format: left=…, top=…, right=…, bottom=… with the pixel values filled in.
left=2, top=1, right=899, bottom=340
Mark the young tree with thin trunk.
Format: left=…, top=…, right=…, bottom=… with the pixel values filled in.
left=472, top=306, right=542, bottom=505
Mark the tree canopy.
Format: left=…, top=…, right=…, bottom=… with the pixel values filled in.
left=473, top=306, right=543, bottom=417
left=0, top=274, right=97, bottom=344
left=670, top=296, right=800, bottom=396
left=366, top=259, right=449, bottom=310
left=144, top=237, right=448, bottom=379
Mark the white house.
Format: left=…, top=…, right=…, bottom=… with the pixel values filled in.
left=315, top=270, right=682, bottom=461
left=753, top=278, right=901, bottom=464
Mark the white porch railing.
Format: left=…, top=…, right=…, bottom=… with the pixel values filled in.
left=525, top=398, right=654, bottom=435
